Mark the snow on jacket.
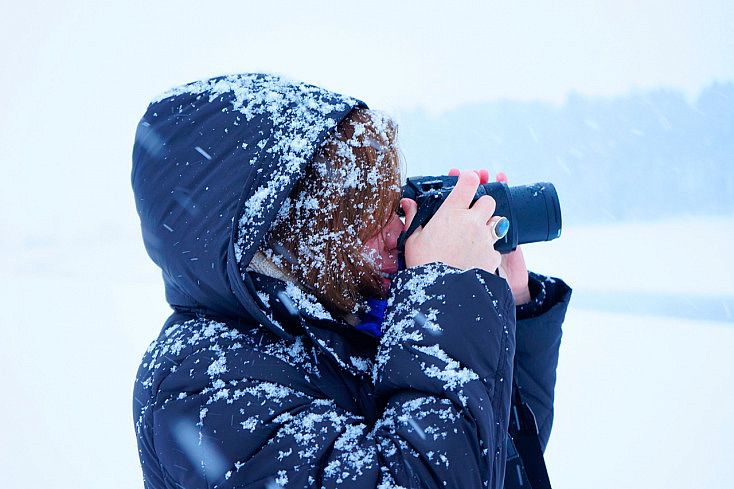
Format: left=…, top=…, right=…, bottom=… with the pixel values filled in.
left=131, top=73, right=571, bottom=489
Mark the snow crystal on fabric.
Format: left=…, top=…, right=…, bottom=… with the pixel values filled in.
left=374, top=263, right=463, bottom=380
left=272, top=399, right=352, bottom=461
left=350, top=356, right=370, bottom=372
left=377, top=467, right=408, bottom=489
left=134, top=317, right=323, bottom=438
left=273, top=469, right=288, bottom=486
left=284, top=281, right=333, bottom=321
left=414, top=344, right=480, bottom=391
left=322, top=423, right=376, bottom=484
left=155, top=73, right=361, bottom=270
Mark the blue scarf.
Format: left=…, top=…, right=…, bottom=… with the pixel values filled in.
left=356, top=256, right=403, bottom=337
left=356, top=297, right=387, bottom=337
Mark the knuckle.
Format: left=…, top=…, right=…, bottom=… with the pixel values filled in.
left=478, top=195, right=496, bottom=210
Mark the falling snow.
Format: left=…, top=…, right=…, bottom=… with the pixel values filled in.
left=132, top=74, right=521, bottom=489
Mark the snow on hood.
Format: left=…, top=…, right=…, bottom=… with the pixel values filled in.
left=132, top=73, right=365, bottom=337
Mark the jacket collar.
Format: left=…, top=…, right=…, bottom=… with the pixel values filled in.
left=248, top=271, right=379, bottom=378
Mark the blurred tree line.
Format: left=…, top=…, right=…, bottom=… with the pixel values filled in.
left=398, top=82, right=734, bottom=224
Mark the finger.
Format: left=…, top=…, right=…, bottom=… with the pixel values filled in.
left=442, top=170, right=480, bottom=209
left=448, top=168, right=460, bottom=176
left=478, top=169, right=490, bottom=184
left=502, top=245, right=527, bottom=271
left=496, top=171, right=508, bottom=183
left=470, top=194, right=497, bottom=221
left=401, top=198, right=419, bottom=231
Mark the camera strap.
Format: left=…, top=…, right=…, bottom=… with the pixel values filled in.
left=507, top=379, right=552, bottom=489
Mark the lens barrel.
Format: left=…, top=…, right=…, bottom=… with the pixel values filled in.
left=507, top=182, right=562, bottom=246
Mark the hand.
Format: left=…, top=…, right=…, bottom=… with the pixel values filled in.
left=448, top=168, right=532, bottom=305
left=401, top=170, right=503, bottom=274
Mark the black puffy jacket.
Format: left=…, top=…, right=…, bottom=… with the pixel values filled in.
left=132, top=74, right=571, bottom=489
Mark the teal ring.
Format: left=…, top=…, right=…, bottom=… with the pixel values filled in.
left=492, top=217, right=510, bottom=240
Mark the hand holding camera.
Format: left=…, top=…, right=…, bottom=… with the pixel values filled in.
left=401, top=170, right=504, bottom=274
left=400, top=168, right=562, bottom=304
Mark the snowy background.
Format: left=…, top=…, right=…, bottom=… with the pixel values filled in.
left=2, top=1, right=733, bottom=487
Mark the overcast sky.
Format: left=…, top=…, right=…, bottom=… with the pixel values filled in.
left=2, top=0, right=733, bottom=113
left=1, top=0, right=732, bottom=240
left=1, top=7, right=732, bottom=486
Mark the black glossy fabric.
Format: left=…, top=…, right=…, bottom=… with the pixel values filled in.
left=131, top=74, right=570, bottom=489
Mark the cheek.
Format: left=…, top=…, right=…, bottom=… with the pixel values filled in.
left=363, top=236, right=379, bottom=253
left=363, top=236, right=385, bottom=261
left=378, top=218, right=402, bottom=251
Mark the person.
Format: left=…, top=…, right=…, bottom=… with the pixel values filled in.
left=132, top=73, right=571, bottom=489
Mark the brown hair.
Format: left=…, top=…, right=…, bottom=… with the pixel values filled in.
left=262, top=108, right=403, bottom=316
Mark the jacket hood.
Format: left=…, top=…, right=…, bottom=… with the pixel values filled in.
left=132, top=73, right=365, bottom=338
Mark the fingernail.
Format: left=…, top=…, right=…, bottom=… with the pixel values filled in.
left=493, top=217, right=510, bottom=239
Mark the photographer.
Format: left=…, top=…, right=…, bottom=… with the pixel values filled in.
left=132, top=73, right=570, bottom=489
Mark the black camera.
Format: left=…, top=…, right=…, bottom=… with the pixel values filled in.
left=398, top=175, right=562, bottom=254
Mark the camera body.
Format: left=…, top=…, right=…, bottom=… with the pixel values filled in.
left=399, top=175, right=562, bottom=254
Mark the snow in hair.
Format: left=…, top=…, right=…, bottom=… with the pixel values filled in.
left=262, top=108, right=403, bottom=316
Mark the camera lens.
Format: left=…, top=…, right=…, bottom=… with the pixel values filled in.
left=510, top=183, right=562, bottom=245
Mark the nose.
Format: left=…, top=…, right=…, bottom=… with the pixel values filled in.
left=382, top=212, right=402, bottom=251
